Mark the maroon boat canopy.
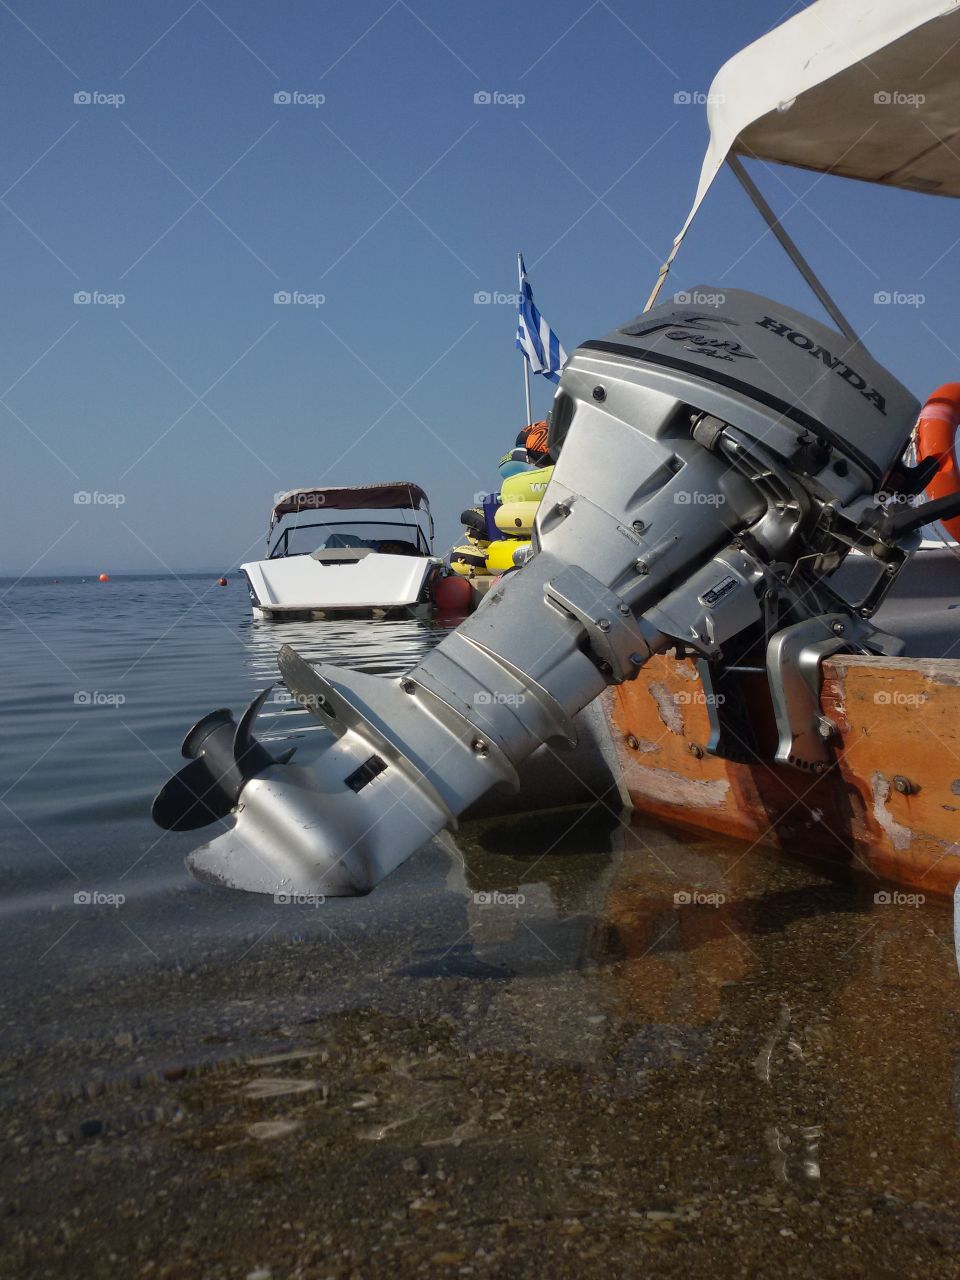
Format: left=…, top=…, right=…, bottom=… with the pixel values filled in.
left=270, top=481, right=430, bottom=527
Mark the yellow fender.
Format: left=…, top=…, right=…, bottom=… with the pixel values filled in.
left=485, top=538, right=529, bottom=573
left=494, top=501, right=538, bottom=536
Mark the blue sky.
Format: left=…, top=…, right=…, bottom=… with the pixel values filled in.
left=3, top=0, right=959, bottom=574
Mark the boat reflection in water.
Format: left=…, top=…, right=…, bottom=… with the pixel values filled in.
left=240, top=611, right=455, bottom=754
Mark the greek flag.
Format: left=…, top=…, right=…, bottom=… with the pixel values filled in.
left=516, top=255, right=567, bottom=384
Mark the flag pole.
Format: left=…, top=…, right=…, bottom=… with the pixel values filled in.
left=518, top=251, right=532, bottom=427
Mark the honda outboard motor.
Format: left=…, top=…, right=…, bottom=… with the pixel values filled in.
left=153, top=288, right=925, bottom=897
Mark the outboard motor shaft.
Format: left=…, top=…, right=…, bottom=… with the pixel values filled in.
left=153, top=288, right=921, bottom=897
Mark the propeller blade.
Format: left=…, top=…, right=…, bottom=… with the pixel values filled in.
left=181, top=707, right=233, bottom=760
left=151, top=757, right=236, bottom=831
left=234, top=686, right=273, bottom=760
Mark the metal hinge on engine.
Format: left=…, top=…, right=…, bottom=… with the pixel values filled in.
left=543, top=567, right=660, bottom=683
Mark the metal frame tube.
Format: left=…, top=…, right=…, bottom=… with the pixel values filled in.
left=726, top=154, right=859, bottom=344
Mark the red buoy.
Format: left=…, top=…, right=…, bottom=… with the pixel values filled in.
left=433, top=573, right=473, bottom=612
left=218, top=576, right=228, bottom=586
left=98, top=573, right=110, bottom=582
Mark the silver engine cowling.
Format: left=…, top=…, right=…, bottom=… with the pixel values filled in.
left=153, top=288, right=922, bottom=896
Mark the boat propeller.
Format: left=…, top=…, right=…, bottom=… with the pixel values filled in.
left=151, top=687, right=295, bottom=833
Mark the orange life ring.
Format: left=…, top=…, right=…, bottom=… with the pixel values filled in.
left=915, top=382, right=960, bottom=542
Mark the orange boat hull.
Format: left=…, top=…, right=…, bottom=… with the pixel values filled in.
left=606, top=654, right=960, bottom=898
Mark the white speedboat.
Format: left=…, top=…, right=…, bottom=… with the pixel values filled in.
left=241, top=482, right=442, bottom=619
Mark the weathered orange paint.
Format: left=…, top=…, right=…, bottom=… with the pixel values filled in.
left=607, top=654, right=960, bottom=898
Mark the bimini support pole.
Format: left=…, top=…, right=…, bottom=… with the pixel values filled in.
left=726, top=153, right=860, bottom=345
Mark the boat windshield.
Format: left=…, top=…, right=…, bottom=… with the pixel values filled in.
left=268, top=516, right=431, bottom=559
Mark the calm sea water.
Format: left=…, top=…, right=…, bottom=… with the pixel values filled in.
left=0, top=574, right=454, bottom=977
left=0, top=572, right=448, bottom=841
left=0, top=570, right=442, bottom=829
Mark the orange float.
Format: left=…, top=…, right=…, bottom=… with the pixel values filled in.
left=915, top=381, right=960, bottom=541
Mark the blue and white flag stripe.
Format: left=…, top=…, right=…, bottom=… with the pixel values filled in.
left=516, top=255, right=567, bottom=384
